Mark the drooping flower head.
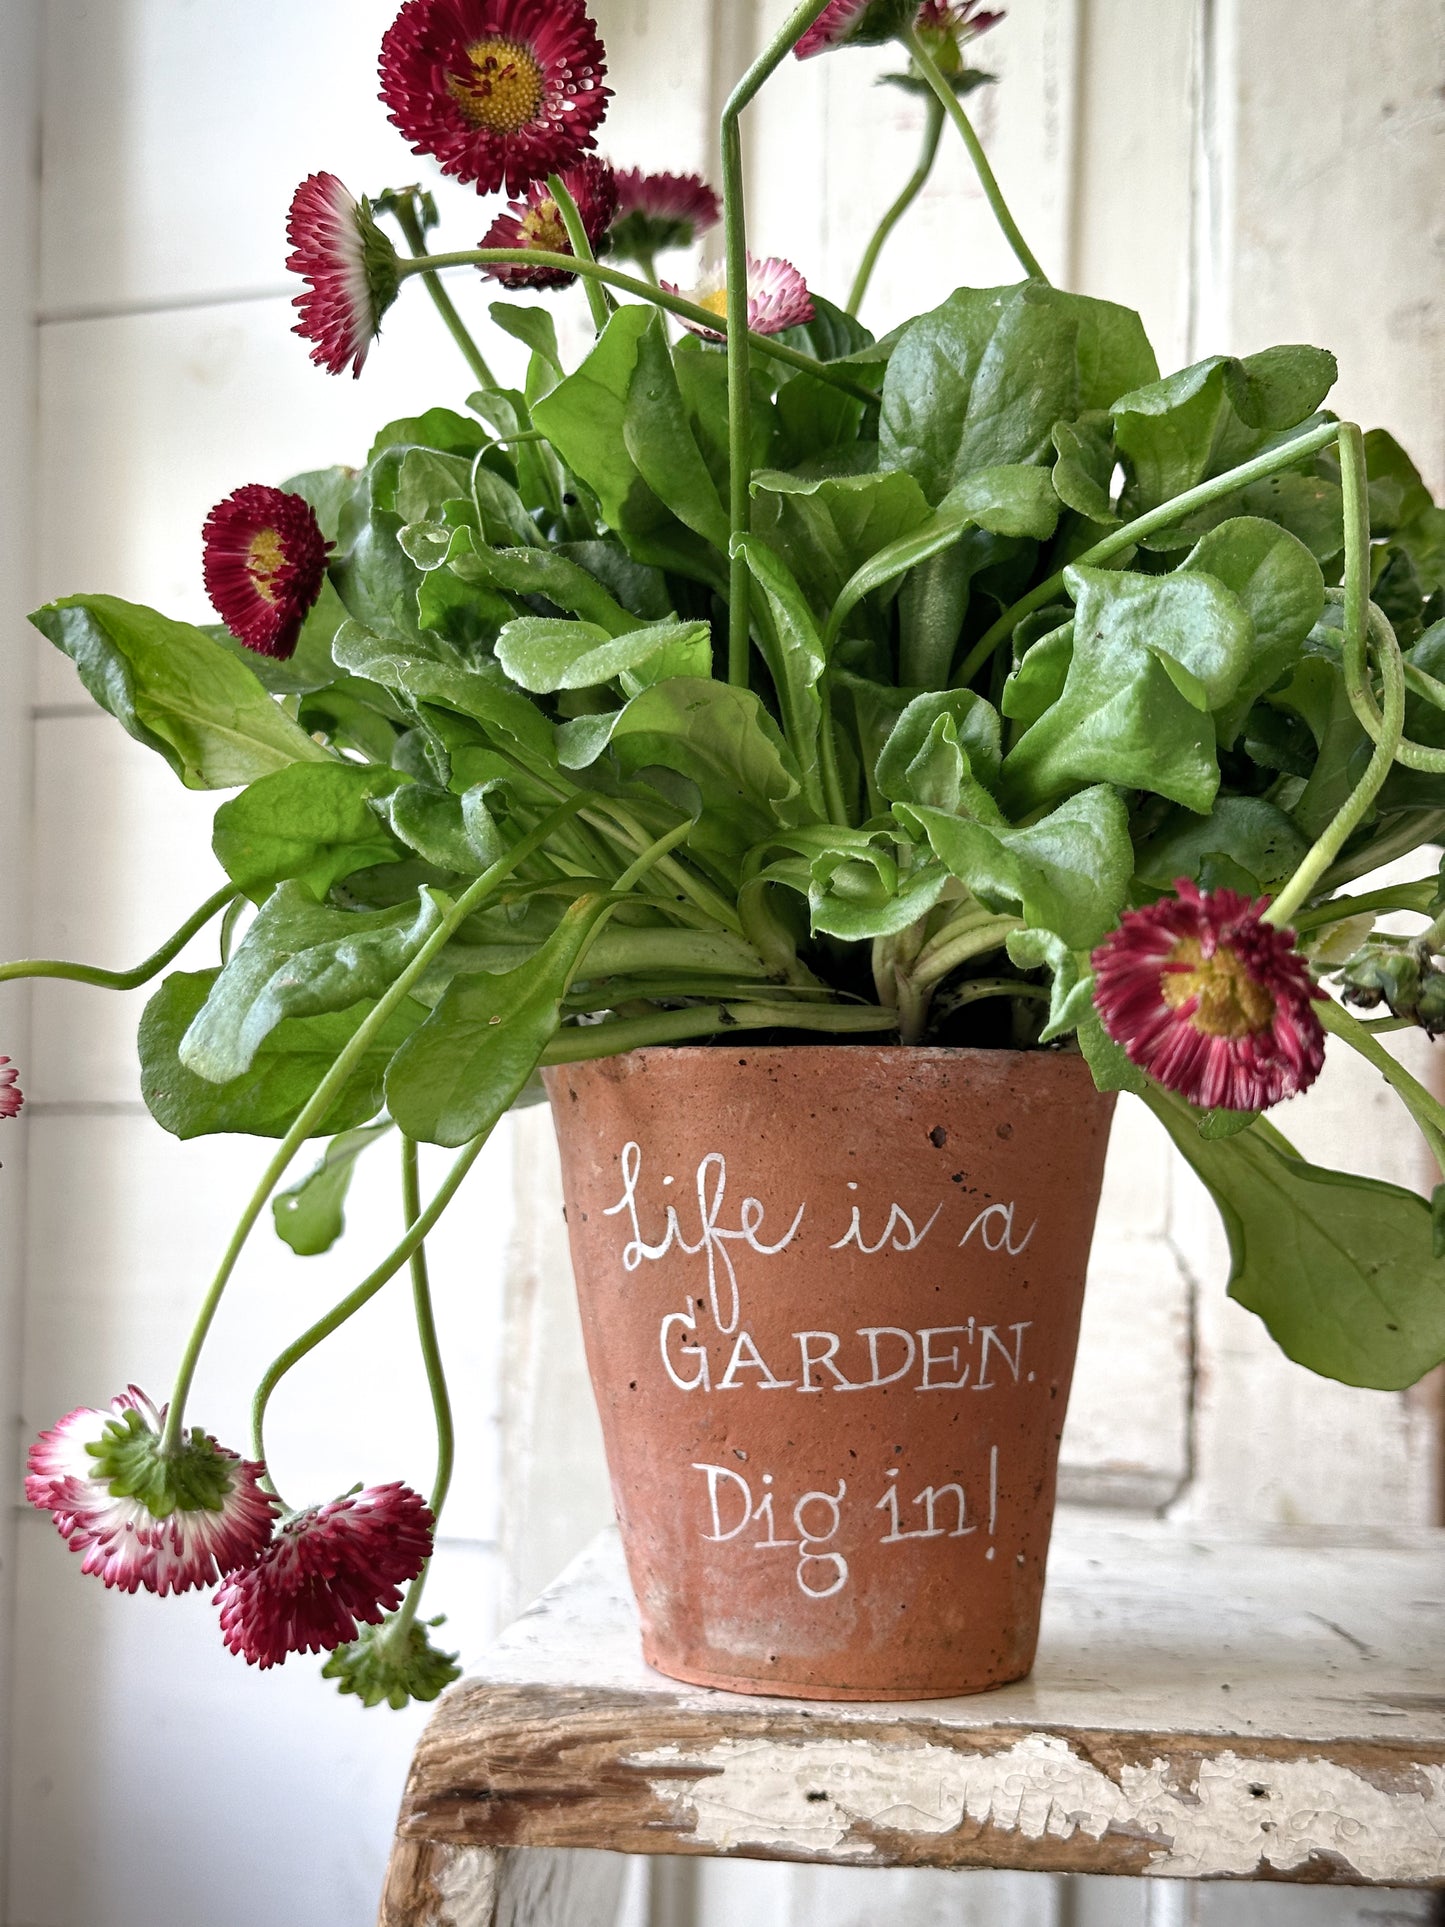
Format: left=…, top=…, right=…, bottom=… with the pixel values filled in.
left=0, top=1058, right=22, bottom=1121
left=202, top=485, right=330, bottom=661
left=380, top=0, right=610, bottom=196
left=795, top=0, right=915, bottom=58
left=607, top=168, right=721, bottom=263
left=322, top=1615, right=461, bottom=1709
left=1091, top=880, right=1326, bottom=1112
left=286, top=173, right=400, bottom=379
left=480, top=154, right=617, bottom=286
left=914, top=0, right=1005, bottom=49
left=667, top=254, right=815, bottom=342
left=26, top=1387, right=275, bottom=1596
left=215, top=1483, right=434, bottom=1670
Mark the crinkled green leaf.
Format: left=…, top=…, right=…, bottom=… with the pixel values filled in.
left=334, top=619, right=556, bottom=770
left=903, top=784, right=1131, bottom=949
left=623, top=314, right=730, bottom=551
left=497, top=615, right=710, bottom=694
left=1134, top=796, right=1310, bottom=897
left=443, top=528, right=635, bottom=634
left=1005, top=927, right=1095, bottom=1041
left=180, top=883, right=446, bottom=1083
left=1180, top=517, right=1324, bottom=747
left=1051, top=413, right=1116, bottom=522
left=1002, top=564, right=1253, bottom=813
left=141, top=970, right=421, bottom=1140
left=213, top=762, right=405, bottom=902
left=30, top=595, right=329, bottom=789
left=386, top=894, right=611, bottom=1145
left=876, top=689, right=1003, bottom=802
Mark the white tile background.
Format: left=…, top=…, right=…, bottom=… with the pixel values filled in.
left=2, top=2, right=1442, bottom=1925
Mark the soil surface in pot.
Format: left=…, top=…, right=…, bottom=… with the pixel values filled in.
left=545, top=1045, right=1115, bottom=1700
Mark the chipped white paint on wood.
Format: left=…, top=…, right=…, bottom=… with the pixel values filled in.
left=630, top=1734, right=1445, bottom=1883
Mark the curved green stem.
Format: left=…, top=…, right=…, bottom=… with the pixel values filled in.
left=0, top=883, right=235, bottom=990
left=1293, top=881, right=1438, bottom=932
left=1323, top=588, right=1445, bottom=775
left=250, top=1133, right=488, bottom=1481
left=957, top=418, right=1343, bottom=684
left=402, top=252, right=876, bottom=401
left=385, top=1135, right=455, bottom=1643
left=911, top=916, right=1022, bottom=991
left=900, top=26, right=1046, bottom=283
left=1318, top=998, right=1445, bottom=1178
left=390, top=200, right=498, bottom=390
left=720, top=0, right=838, bottom=686
left=848, top=94, right=945, bottom=316
left=159, top=800, right=585, bottom=1457
left=1267, top=426, right=1405, bottom=929
left=547, top=173, right=611, bottom=333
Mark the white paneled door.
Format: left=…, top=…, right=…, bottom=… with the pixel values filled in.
left=3, top=4, right=1442, bottom=1926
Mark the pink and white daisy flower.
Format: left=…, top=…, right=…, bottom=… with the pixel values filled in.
left=795, top=0, right=914, bottom=59
left=202, top=484, right=331, bottom=661
left=915, top=0, right=1005, bottom=42
left=1091, top=880, right=1327, bottom=1112
left=608, top=168, right=720, bottom=261
left=26, top=1387, right=275, bottom=1596
left=380, top=0, right=611, bottom=197
left=215, top=1483, right=434, bottom=1670
left=0, top=1057, right=21, bottom=1120
left=666, top=253, right=815, bottom=342
left=286, top=173, right=399, bottom=379
left=480, top=154, right=618, bottom=287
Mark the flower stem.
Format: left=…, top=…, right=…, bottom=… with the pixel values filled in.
left=402, top=252, right=877, bottom=401
left=957, top=418, right=1343, bottom=683
left=0, top=883, right=235, bottom=989
left=720, top=0, right=836, bottom=688
left=900, top=26, right=1046, bottom=283
left=1266, top=426, right=1405, bottom=929
left=158, top=800, right=585, bottom=1457
left=1317, top=997, right=1445, bottom=1177
left=1322, top=588, right=1445, bottom=775
left=250, top=1133, right=488, bottom=1479
left=547, top=173, right=612, bottom=333
left=390, top=200, right=498, bottom=391
left=847, top=93, right=945, bottom=316
left=1292, top=881, right=1438, bottom=932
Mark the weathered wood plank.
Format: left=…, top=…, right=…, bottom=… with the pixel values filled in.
left=378, top=1838, right=629, bottom=1927
left=386, top=1521, right=1445, bottom=1888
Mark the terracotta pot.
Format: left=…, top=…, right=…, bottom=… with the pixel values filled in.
left=544, top=1045, right=1115, bottom=1700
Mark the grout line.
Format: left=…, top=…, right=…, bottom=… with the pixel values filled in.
left=22, top=1101, right=149, bottom=1118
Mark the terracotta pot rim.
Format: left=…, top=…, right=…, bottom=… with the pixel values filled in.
left=550, top=1041, right=1090, bottom=1067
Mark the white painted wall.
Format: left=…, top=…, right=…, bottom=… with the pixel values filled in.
left=4, top=3, right=1442, bottom=1925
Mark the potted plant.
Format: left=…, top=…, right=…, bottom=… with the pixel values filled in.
left=11, top=0, right=1445, bottom=1704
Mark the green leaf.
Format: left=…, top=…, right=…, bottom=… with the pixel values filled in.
left=496, top=616, right=711, bottom=693
left=30, top=595, right=329, bottom=789
left=1004, top=927, right=1095, bottom=1041
left=876, top=690, right=1002, bottom=801
left=1133, top=796, right=1310, bottom=896
left=368, top=409, right=488, bottom=464
left=880, top=284, right=1156, bottom=504
left=1001, top=620, right=1072, bottom=727
left=623, top=315, right=730, bottom=551
left=1051, top=413, right=1116, bottom=523
left=487, top=302, right=563, bottom=377
left=1002, top=563, right=1253, bottom=813
left=750, top=468, right=934, bottom=614
left=442, top=529, right=635, bottom=634
left=556, top=676, right=802, bottom=868
left=807, top=844, right=948, bottom=941
left=1179, top=517, right=1325, bottom=747
left=140, top=970, right=420, bottom=1140
left=179, top=883, right=446, bottom=1082
left=1149, top=1097, right=1445, bottom=1391
left=333, top=619, right=557, bottom=771
left=903, top=784, right=1132, bottom=949
left=386, top=894, right=612, bottom=1145
left=212, top=763, right=405, bottom=902
left=732, top=536, right=825, bottom=769
left=272, top=1122, right=393, bottom=1255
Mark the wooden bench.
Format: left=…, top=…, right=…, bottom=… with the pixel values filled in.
left=378, top=1514, right=1445, bottom=1925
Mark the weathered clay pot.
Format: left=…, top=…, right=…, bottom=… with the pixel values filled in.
left=544, top=1045, right=1115, bottom=1700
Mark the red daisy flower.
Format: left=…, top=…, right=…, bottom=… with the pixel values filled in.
left=667, top=254, right=815, bottom=342
left=285, top=172, right=400, bottom=379
left=1091, top=880, right=1327, bottom=1112
left=379, top=0, right=610, bottom=197
left=202, top=484, right=330, bottom=661
left=26, top=1387, right=275, bottom=1596
left=0, top=1057, right=21, bottom=1120
left=608, top=168, right=720, bottom=261
left=215, top=1483, right=434, bottom=1670
left=480, top=154, right=618, bottom=287
left=795, top=0, right=914, bottom=58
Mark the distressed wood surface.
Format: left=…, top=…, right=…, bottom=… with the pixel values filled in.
left=378, top=1838, right=630, bottom=1927
left=386, top=1519, right=1445, bottom=1890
